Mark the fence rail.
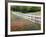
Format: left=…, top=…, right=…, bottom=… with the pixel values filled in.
left=12, top=12, right=41, bottom=24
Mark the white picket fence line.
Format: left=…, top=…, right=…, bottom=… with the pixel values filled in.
left=12, top=12, right=41, bottom=24
left=31, top=16, right=41, bottom=24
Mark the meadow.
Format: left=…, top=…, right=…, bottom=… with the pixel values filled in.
left=10, top=6, right=41, bottom=31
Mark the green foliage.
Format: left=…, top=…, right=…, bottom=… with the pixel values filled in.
left=29, top=7, right=41, bottom=12
left=22, top=6, right=27, bottom=13
left=11, top=6, right=41, bottom=13
left=11, top=6, right=16, bottom=11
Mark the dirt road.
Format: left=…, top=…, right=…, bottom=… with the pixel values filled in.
left=11, top=12, right=41, bottom=31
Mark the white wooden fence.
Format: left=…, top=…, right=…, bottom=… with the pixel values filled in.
left=31, top=16, right=41, bottom=24
left=12, top=12, right=41, bottom=24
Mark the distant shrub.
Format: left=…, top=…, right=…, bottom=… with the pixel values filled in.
left=11, top=6, right=41, bottom=13
left=28, top=7, right=41, bottom=12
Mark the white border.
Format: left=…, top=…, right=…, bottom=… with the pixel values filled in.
left=8, top=2, right=43, bottom=35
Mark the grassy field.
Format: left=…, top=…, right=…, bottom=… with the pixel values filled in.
left=11, top=13, right=41, bottom=31
left=10, top=6, right=41, bottom=31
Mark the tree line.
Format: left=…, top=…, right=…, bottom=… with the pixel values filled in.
left=11, top=6, right=41, bottom=13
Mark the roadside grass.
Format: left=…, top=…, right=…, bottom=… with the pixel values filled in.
left=11, top=13, right=41, bottom=31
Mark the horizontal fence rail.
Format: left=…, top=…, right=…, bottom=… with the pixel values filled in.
left=12, top=12, right=41, bottom=24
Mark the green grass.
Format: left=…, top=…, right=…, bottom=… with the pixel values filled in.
left=11, top=13, right=41, bottom=31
